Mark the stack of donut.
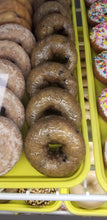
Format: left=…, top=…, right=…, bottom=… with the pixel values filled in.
left=0, top=1, right=36, bottom=176
left=24, top=0, right=86, bottom=178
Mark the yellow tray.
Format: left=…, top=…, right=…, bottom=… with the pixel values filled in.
left=0, top=199, right=62, bottom=214
left=0, top=0, right=90, bottom=188
left=62, top=188, right=107, bottom=217
left=80, top=0, right=107, bottom=191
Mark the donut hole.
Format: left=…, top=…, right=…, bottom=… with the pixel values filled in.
left=42, top=107, right=62, bottom=117
left=54, top=27, right=68, bottom=37
left=0, top=106, right=6, bottom=117
left=48, top=143, right=67, bottom=162
left=50, top=54, right=70, bottom=64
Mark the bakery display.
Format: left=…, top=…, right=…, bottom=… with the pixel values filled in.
left=25, top=116, right=85, bottom=177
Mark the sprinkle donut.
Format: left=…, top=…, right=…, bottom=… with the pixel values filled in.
left=33, top=1, right=71, bottom=28
left=0, top=116, right=23, bottom=176
left=24, top=116, right=85, bottom=177
left=0, top=59, right=25, bottom=99
left=0, top=40, right=31, bottom=78
left=35, top=13, right=75, bottom=41
left=98, top=88, right=107, bottom=122
left=85, top=0, right=97, bottom=7
left=88, top=1, right=107, bottom=26
left=0, top=86, right=25, bottom=129
left=0, top=24, right=36, bottom=55
left=26, top=87, right=82, bottom=128
left=0, top=11, right=31, bottom=30
left=26, top=62, right=78, bottom=97
left=0, top=0, right=32, bottom=26
left=93, top=51, right=107, bottom=84
left=90, top=22, right=107, bottom=53
left=31, top=35, right=77, bottom=72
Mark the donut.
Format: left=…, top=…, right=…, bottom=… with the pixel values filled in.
left=33, top=0, right=71, bottom=11
left=0, top=0, right=32, bottom=26
left=70, top=171, right=106, bottom=209
left=0, top=11, right=31, bottom=30
left=33, top=1, right=71, bottom=27
left=31, top=35, right=77, bottom=72
left=0, top=59, right=25, bottom=99
left=17, top=0, right=32, bottom=14
left=90, top=22, right=107, bottom=53
left=0, top=40, right=31, bottom=78
left=88, top=1, right=107, bottom=26
left=98, top=88, right=107, bottom=122
left=103, top=139, right=107, bottom=168
left=26, top=87, right=82, bottom=128
left=0, top=24, right=36, bottom=55
left=35, top=13, right=75, bottom=41
left=24, top=115, right=85, bottom=177
left=18, top=188, right=56, bottom=207
left=0, top=86, right=25, bottom=129
left=0, top=116, right=23, bottom=176
left=26, top=62, right=78, bottom=97
left=93, top=51, right=107, bottom=84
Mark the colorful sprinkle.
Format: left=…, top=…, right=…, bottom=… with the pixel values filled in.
left=98, top=88, right=107, bottom=116
left=88, top=1, right=107, bottom=23
left=90, top=22, right=107, bottom=49
left=94, top=51, right=107, bottom=78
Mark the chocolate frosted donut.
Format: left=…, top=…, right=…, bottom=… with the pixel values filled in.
left=33, top=1, right=71, bottom=27
left=26, top=62, right=78, bottom=97
left=0, top=24, right=36, bottom=55
left=0, top=59, right=25, bottom=99
left=31, top=35, right=77, bottom=72
left=35, top=13, right=75, bottom=41
left=24, top=116, right=85, bottom=177
left=0, top=86, right=25, bottom=129
left=0, top=0, right=32, bottom=26
left=0, top=40, right=31, bottom=78
left=26, top=87, right=82, bottom=128
left=0, top=116, right=23, bottom=176
left=0, top=11, right=31, bottom=30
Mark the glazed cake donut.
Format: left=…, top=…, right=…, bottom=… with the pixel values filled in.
left=26, top=62, right=78, bottom=97
left=0, top=0, right=32, bottom=26
left=98, top=88, right=107, bottom=122
left=0, top=11, right=31, bottom=30
left=0, top=40, right=31, bottom=78
left=93, top=51, right=107, bottom=84
left=90, top=22, right=107, bottom=53
left=35, top=13, right=75, bottom=41
left=33, top=1, right=71, bottom=27
left=0, top=116, right=23, bottom=176
left=26, top=87, right=82, bottom=128
left=0, top=24, right=36, bottom=55
left=0, top=86, right=25, bottom=129
left=88, top=1, right=107, bottom=26
left=70, top=171, right=106, bottom=209
left=0, top=59, right=25, bottom=99
left=17, top=0, right=32, bottom=14
left=31, top=35, right=77, bottom=72
left=24, top=116, right=85, bottom=177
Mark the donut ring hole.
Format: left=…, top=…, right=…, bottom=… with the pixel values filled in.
left=0, top=106, right=6, bottom=117
left=53, top=26, right=68, bottom=37
left=46, top=143, right=67, bottom=162
left=42, top=107, right=62, bottom=117
left=50, top=54, right=70, bottom=64
left=35, top=79, right=67, bottom=90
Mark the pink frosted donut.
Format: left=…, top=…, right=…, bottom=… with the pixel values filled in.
left=90, top=22, right=107, bottom=53
left=0, top=116, right=23, bottom=176
left=88, top=1, right=107, bottom=26
left=0, top=86, right=25, bottom=129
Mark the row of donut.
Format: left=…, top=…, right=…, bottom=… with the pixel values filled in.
left=0, top=0, right=36, bottom=175
left=24, top=0, right=86, bottom=178
left=85, top=0, right=107, bottom=168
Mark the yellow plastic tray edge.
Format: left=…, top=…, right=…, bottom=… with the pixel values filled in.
left=80, top=0, right=107, bottom=191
